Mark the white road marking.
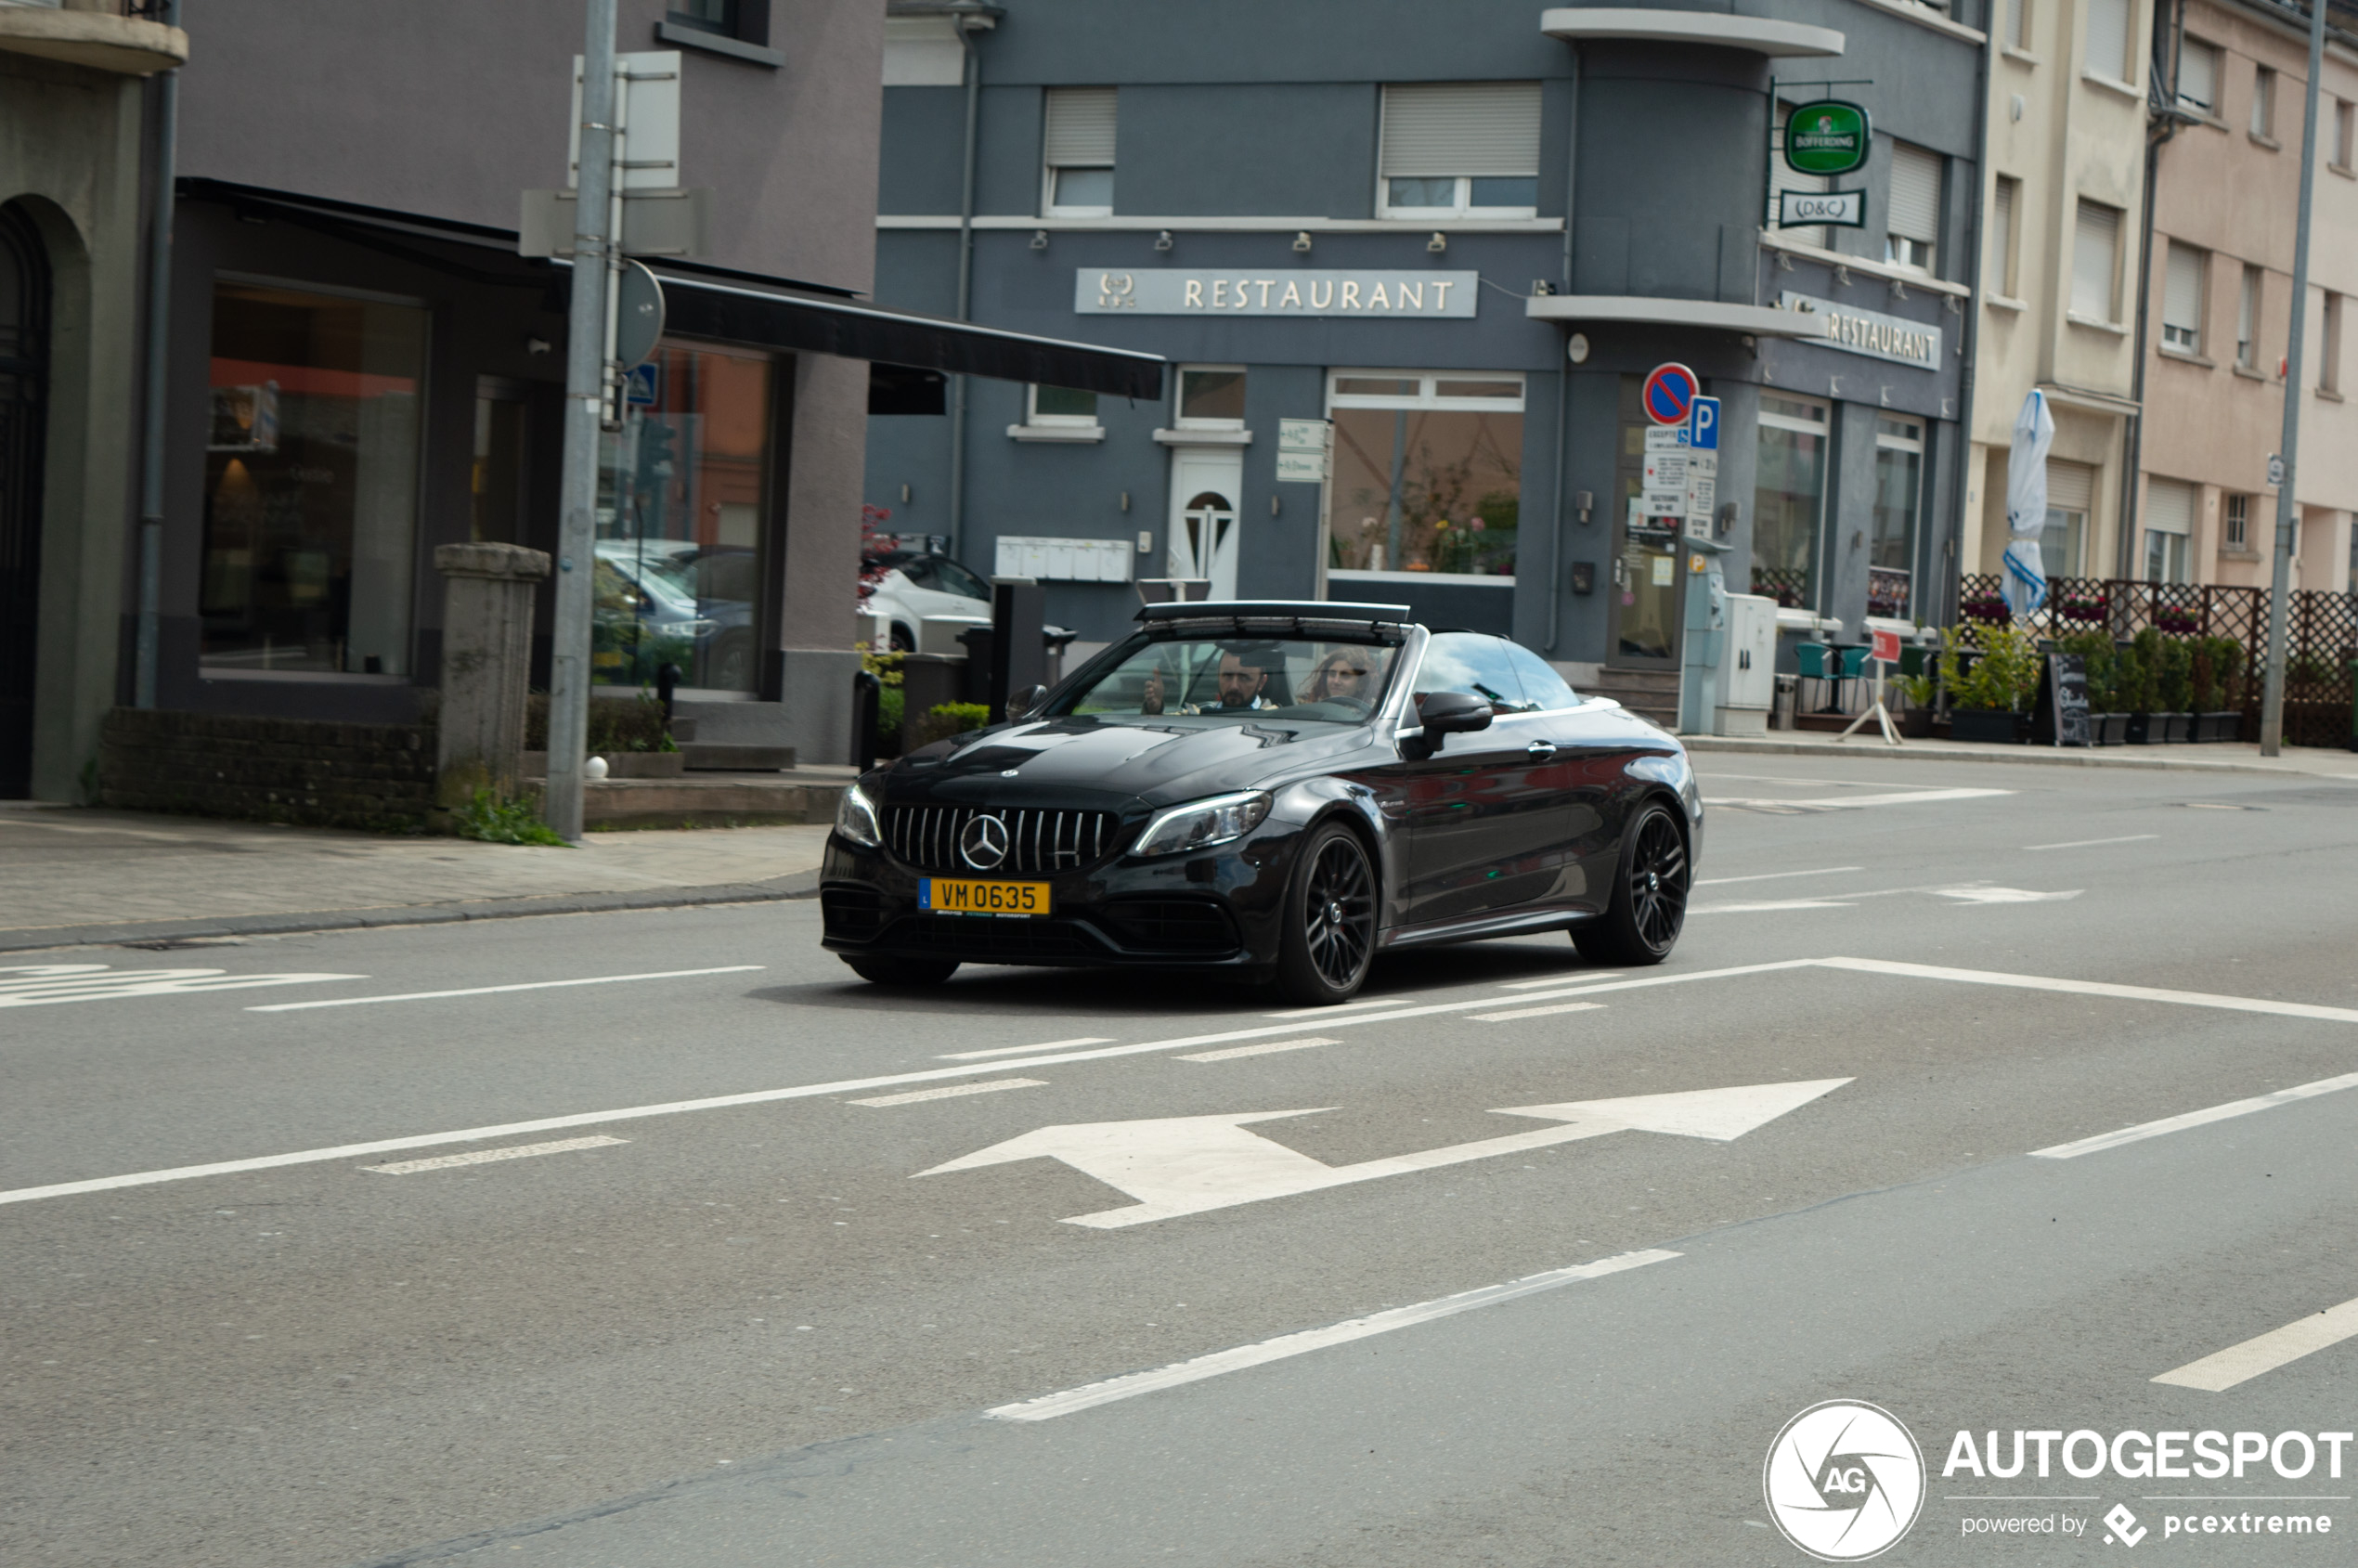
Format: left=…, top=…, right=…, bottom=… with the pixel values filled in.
left=1704, top=787, right=2014, bottom=812
left=2151, top=1295, right=2358, bottom=1392
left=0, top=960, right=1815, bottom=1210
left=0, top=964, right=362, bottom=1008
left=1498, top=972, right=1624, bottom=990
left=1695, top=866, right=1864, bottom=887
left=918, top=1080, right=1852, bottom=1228
left=1697, top=772, right=1963, bottom=791
left=362, top=1136, right=627, bottom=1174
left=246, top=965, right=762, bottom=1011
left=850, top=1079, right=1045, bottom=1108
left=1263, top=996, right=1424, bottom=1018
left=986, top=1249, right=1678, bottom=1422
left=1933, top=887, right=2083, bottom=904
left=1472, top=1001, right=1607, bottom=1022
left=1819, top=956, right=2358, bottom=1026
left=2025, top=834, right=2158, bottom=850
left=2031, top=1070, right=2358, bottom=1160
left=1178, top=1036, right=1342, bottom=1063
left=939, top=1038, right=1112, bottom=1060
left=1691, top=899, right=1857, bottom=914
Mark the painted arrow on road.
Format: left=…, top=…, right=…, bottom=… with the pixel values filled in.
left=915, top=1079, right=1852, bottom=1228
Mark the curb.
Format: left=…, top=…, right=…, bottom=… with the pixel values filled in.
left=0, top=870, right=823, bottom=954
left=1680, top=734, right=2358, bottom=779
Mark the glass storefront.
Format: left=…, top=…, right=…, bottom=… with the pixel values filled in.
left=597, top=343, right=773, bottom=692
left=1870, top=415, right=1923, bottom=619
left=200, top=281, right=427, bottom=675
left=1751, top=395, right=1828, bottom=611
left=1326, top=371, right=1520, bottom=577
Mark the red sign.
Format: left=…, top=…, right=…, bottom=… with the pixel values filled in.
left=1641, top=362, right=1700, bottom=425
left=1870, top=628, right=1902, bottom=664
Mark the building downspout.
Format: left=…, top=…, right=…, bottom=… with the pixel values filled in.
left=2120, top=0, right=2188, bottom=579
left=946, top=7, right=989, bottom=557
left=1947, top=0, right=1993, bottom=629
left=134, top=0, right=183, bottom=709
left=1546, top=47, right=1578, bottom=653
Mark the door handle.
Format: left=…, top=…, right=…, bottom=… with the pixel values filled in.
left=1526, top=740, right=1558, bottom=758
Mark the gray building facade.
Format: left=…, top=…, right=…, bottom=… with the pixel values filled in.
left=866, top=0, right=1988, bottom=701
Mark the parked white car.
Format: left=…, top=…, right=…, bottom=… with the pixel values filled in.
left=861, top=550, right=992, bottom=651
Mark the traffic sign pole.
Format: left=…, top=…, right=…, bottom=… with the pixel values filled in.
left=545, top=0, right=619, bottom=841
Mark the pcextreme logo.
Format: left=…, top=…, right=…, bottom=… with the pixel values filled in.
left=1764, top=1401, right=1928, bottom=1562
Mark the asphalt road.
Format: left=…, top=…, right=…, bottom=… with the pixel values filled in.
left=6, top=754, right=2358, bottom=1567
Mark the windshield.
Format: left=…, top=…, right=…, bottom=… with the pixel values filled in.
left=1055, top=634, right=1402, bottom=723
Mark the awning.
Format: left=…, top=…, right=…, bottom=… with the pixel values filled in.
left=179, top=180, right=1164, bottom=401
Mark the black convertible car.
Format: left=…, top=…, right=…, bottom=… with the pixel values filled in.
left=822, top=601, right=1702, bottom=1004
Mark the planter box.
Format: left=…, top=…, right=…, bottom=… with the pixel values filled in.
left=2195, top=711, right=2241, bottom=743
left=2153, top=712, right=2193, bottom=745
left=1899, top=708, right=1936, bottom=739
left=2126, top=713, right=2152, bottom=745
left=2091, top=712, right=2130, bottom=746
left=1949, top=709, right=2024, bottom=745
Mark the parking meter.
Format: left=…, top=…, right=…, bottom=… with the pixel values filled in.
left=1678, top=535, right=1731, bottom=733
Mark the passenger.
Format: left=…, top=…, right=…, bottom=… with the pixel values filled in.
left=1303, top=650, right=1376, bottom=707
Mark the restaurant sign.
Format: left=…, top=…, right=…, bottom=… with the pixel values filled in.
left=1075, top=269, right=1479, bottom=317
left=1779, top=291, right=1943, bottom=371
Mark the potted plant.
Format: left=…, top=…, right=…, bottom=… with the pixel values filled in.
left=2192, top=636, right=2246, bottom=742
left=1961, top=592, right=2012, bottom=626
left=2056, top=591, right=2108, bottom=625
left=2157, top=605, right=2200, bottom=636
left=2118, top=636, right=2159, bottom=744
left=2058, top=631, right=2126, bottom=745
left=2153, top=633, right=2194, bottom=744
left=1940, top=623, right=2037, bottom=743
left=1894, top=671, right=1937, bottom=738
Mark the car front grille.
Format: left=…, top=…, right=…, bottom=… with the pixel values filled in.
left=1096, top=899, right=1241, bottom=955
left=877, top=915, right=1106, bottom=958
left=884, top=805, right=1121, bottom=875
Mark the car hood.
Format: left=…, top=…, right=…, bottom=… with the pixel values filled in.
left=884, top=716, right=1374, bottom=811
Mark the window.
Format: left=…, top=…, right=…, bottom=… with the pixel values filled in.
left=1752, top=395, right=1830, bottom=610
left=2253, top=66, right=2278, bottom=138
left=1378, top=82, right=1542, bottom=217
left=1176, top=366, right=1246, bottom=428
left=200, top=280, right=427, bottom=677
left=2176, top=38, right=2219, bottom=114
left=2323, top=291, right=2343, bottom=393
left=1043, top=87, right=1116, bottom=215
left=1502, top=641, right=1580, bottom=710
left=2007, top=0, right=2028, bottom=50
left=657, top=0, right=780, bottom=64
left=2072, top=200, right=2121, bottom=322
left=2085, top=0, right=2131, bottom=82
left=1871, top=417, right=1924, bottom=618
left=1028, top=383, right=1098, bottom=427
left=2144, top=477, right=2194, bottom=583
left=597, top=343, right=774, bottom=693
left=2162, top=240, right=2206, bottom=354
left=1416, top=632, right=1537, bottom=715
left=2339, top=99, right=2356, bottom=169
left=2237, top=264, right=2262, bottom=367
left=2042, top=459, right=2093, bottom=578
left=1991, top=175, right=2020, bottom=296
left=667, top=0, right=740, bottom=34
left=2224, top=491, right=2250, bottom=549
left=1326, top=371, right=1522, bottom=577
left=471, top=380, right=528, bottom=546
left=1885, top=142, right=1941, bottom=274
left=1769, top=103, right=1831, bottom=248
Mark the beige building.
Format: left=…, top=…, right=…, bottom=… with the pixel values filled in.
left=2137, top=0, right=2358, bottom=595
left=1966, top=0, right=2155, bottom=585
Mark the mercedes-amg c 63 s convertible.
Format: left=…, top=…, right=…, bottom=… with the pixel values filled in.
left=822, top=601, right=1701, bottom=1004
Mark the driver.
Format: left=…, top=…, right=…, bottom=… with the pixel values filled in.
left=1141, top=646, right=1274, bottom=714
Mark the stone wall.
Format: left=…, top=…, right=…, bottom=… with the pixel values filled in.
left=97, top=708, right=437, bottom=832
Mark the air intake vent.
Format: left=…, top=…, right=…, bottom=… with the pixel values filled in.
left=884, top=806, right=1120, bottom=875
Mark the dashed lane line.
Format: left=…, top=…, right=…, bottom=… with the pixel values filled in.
left=2024, top=834, right=2159, bottom=850
left=2031, top=1070, right=2358, bottom=1160
left=1693, top=866, right=1864, bottom=887
left=851, top=1079, right=1047, bottom=1108
left=363, top=1136, right=628, bottom=1174
left=940, top=1038, right=1111, bottom=1061
left=1178, top=1036, right=1342, bottom=1063
left=2152, top=1294, right=2358, bottom=1392
left=1472, top=1001, right=1607, bottom=1023
left=246, top=966, right=764, bottom=1011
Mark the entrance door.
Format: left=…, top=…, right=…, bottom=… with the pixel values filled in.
left=1607, top=376, right=1682, bottom=667
left=1166, top=447, right=1242, bottom=598
left=0, top=205, right=50, bottom=799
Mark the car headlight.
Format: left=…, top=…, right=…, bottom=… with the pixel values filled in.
left=1132, top=790, right=1272, bottom=858
left=834, top=780, right=883, bottom=848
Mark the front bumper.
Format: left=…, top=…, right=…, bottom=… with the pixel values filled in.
left=819, top=828, right=1297, bottom=972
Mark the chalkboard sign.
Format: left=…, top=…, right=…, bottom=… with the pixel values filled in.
left=2032, top=654, right=2092, bottom=747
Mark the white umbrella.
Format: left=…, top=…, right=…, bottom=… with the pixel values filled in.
left=2001, top=389, right=2054, bottom=616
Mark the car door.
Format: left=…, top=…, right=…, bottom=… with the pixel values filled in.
left=1504, top=643, right=1656, bottom=914
left=1392, top=633, right=1559, bottom=927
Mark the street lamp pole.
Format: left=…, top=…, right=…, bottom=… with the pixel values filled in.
left=545, top=0, right=620, bottom=838
left=2260, top=0, right=2329, bottom=757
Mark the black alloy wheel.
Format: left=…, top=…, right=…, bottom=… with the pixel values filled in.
left=1276, top=822, right=1378, bottom=1004
left=844, top=955, right=959, bottom=986
left=1573, top=801, right=1690, bottom=967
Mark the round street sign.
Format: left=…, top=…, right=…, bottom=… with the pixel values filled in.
left=1784, top=99, right=1871, bottom=176
left=615, top=259, right=666, bottom=370
left=1642, top=362, right=1701, bottom=425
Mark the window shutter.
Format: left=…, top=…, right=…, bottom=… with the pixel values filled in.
left=2007, top=0, right=2028, bottom=48
left=1991, top=176, right=2016, bottom=290
left=2072, top=201, right=2120, bottom=319
left=1380, top=82, right=1542, bottom=177
left=2145, top=477, right=2194, bottom=536
left=1043, top=87, right=1117, bottom=167
left=2045, top=460, right=2095, bottom=513
left=2177, top=40, right=2217, bottom=111
left=2163, top=242, right=2203, bottom=333
left=1887, top=143, right=1940, bottom=242
left=2085, top=0, right=2131, bottom=80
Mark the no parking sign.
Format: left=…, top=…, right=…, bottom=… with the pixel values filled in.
left=1642, top=362, right=1700, bottom=425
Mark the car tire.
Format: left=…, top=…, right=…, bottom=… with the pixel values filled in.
left=889, top=623, right=915, bottom=653
left=842, top=956, right=959, bottom=986
left=1573, top=800, right=1690, bottom=967
left=1274, top=821, right=1379, bottom=1004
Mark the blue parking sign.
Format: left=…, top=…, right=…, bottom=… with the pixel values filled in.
left=1687, top=395, right=1720, bottom=451
left=625, top=362, right=660, bottom=408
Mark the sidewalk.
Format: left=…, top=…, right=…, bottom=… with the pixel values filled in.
left=0, top=806, right=834, bottom=953
left=1684, top=732, right=2358, bottom=779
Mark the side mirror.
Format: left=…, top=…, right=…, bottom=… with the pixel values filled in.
left=1419, top=691, right=1495, bottom=735
left=1005, top=682, right=1050, bottom=722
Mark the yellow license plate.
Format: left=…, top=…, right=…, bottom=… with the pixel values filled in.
left=920, top=877, right=1051, bottom=917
